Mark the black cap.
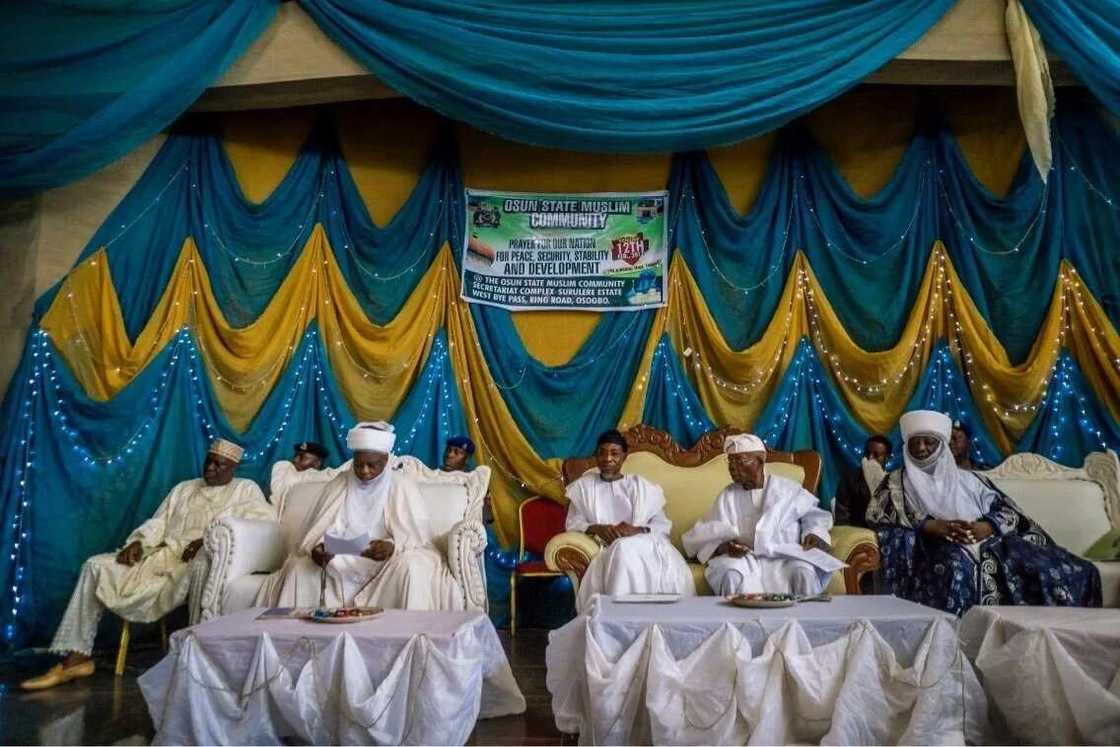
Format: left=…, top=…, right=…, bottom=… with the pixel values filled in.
left=295, top=441, right=328, bottom=459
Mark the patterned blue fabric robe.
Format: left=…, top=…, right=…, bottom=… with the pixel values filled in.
left=867, top=470, right=1101, bottom=615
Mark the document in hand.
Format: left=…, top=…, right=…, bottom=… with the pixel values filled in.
left=324, top=532, right=371, bottom=556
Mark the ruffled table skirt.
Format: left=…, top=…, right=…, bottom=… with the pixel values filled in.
left=961, top=605, right=1120, bottom=745
left=139, top=607, right=525, bottom=745
left=547, top=595, right=989, bottom=745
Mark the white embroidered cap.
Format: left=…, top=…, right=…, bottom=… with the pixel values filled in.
left=724, top=433, right=766, bottom=457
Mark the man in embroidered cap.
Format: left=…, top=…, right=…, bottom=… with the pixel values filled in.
left=22, top=439, right=273, bottom=690
left=564, top=429, right=695, bottom=612
left=256, top=422, right=470, bottom=611
left=268, top=441, right=349, bottom=514
left=682, top=434, right=842, bottom=597
left=868, top=409, right=1099, bottom=615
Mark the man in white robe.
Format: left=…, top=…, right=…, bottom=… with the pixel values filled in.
left=21, top=439, right=273, bottom=690
left=256, top=422, right=466, bottom=611
left=269, top=441, right=349, bottom=514
left=565, top=430, right=694, bottom=612
left=682, top=434, right=841, bottom=596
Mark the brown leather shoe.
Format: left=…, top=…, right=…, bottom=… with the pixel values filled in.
left=20, top=660, right=95, bottom=690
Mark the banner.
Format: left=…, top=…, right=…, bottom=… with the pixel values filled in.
left=461, top=189, right=669, bottom=311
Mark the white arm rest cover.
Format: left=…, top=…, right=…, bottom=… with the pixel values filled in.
left=447, top=518, right=488, bottom=611
left=199, top=517, right=287, bottom=621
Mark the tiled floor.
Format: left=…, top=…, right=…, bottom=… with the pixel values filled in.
left=0, top=628, right=572, bottom=745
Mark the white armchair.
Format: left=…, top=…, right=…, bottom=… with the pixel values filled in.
left=196, top=464, right=492, bottom=622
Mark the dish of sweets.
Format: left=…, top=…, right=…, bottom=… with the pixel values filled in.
left=725, top=593, right=797, bottom=608
left=309, top=606, right=382, bottom=623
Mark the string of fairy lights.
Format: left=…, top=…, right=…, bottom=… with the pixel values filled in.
left=7, top=124, right=1120, bottom=645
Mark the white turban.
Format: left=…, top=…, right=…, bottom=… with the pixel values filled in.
left=899, top=410, right=952, bottom=443
left=724, top=433, right=766, bottom=456
left=346, top=421, right=396, bottom=454
left=898, top=409, right=993, bottom=521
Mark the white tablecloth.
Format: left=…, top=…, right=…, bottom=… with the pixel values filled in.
left=139, top=608, right=526, bottom=745
left=547, top=595, right=990, bottom=745
left=961, top=606, right=1120, bottom=745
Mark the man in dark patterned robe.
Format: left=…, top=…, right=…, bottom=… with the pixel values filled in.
left=867, top=410, right=1100, bottom=615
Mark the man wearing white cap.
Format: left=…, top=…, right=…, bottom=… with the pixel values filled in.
left=868, top=409, right=1099, bottom=614
left=564, top=430, right=695, bottom=612
left=257, top=422, right=466, bottom=610
left=22, top=439, right=272, bottom=690
left=682, top=434, right=841, bottom=596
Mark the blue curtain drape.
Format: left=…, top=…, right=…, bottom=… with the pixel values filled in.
left=0, top=0, right=278, bottom=197
left=297, top=0, right=954, bottom=154
left=1020, top=0, right=1120, bottom=117
left=6, top=102, right=1120, bottom=651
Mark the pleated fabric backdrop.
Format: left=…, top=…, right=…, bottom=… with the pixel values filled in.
left=3, top=91, right=1120, bottom=648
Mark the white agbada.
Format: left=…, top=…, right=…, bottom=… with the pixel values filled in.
left=50, top=477, right=273, bottom=654
left=565, top=473, right=695, bottom=612
left=269, top=459, right=351, bottom=515
left=683, top=472, right=840, bottom=596
left=256, top=469, right=466, bottom=611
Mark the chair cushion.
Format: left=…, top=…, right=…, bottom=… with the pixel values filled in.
left=279, top=481, right=326, bottom=555
left=688, top=562, right=712, bottom=595
left=222, top=573, right=268, bottom=613
left=1085, top=529, right=1120, bottom=561
left=515, top=560, right=556, bottom=575
left=521, top=498, right=567, bottom=555
left=989, top=477, right=1110, bottom=555
left=412, top=481, right=471, bottom=553
left=616, top=451, right=805, bottom=554
left=1094, top=561, right=1120, bottom=608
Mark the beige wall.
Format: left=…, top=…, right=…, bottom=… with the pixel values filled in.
left=0, top=137, right=165, bottom=395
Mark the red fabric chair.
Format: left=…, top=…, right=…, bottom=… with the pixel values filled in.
left=509, top=496, right=567, bottom=635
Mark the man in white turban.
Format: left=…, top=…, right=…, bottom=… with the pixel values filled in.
left=682, top=434, right=841, bottom=596
left=868, top=410, right=1100, bottom=614
left=564, top=429, right=695, bottom=613
left=256, top=422, right=467, bottom=611
left=22, top=439, right=273, bottom=690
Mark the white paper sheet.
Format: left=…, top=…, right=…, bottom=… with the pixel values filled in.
left=324, top=532, right=370, bottom=556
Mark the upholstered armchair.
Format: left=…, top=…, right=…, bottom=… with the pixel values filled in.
left=541, top=426, right=880, bottom=596
left=195, top=463, right=491, bottom=621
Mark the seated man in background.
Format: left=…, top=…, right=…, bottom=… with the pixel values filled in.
left=441, top=435, right=475, bottom=472
left=950, top=420, right=991, bottom=471
left=269, top=441, right=348, bottom=512
left=22, top=439, right=273, bottom=690
left=833, top=435, right=891, bottom=527
left=256, top=422, right=467, bottom=610
left=564, top=429, right=695, bottom=612
left=683, top=434, right=841, bottom=596
left=868, top=409, right=1100, bottom=614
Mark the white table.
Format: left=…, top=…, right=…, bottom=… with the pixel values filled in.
left=139, top=607, right=526, bottom=745
left=547, top=595, right=990, bottom=745
left=961, top=605, right=1120, bottom=745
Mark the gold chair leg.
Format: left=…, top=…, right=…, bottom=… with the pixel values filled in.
left=509, top=572, right=517, bottom=637
left=160, top=619, right=168, bottom=651
left=114, top=621, right=130, bottom=676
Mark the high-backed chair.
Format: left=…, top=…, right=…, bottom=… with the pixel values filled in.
left=197, top=466, right=490, bottom=620
left=978, top=451, right=1120, bottom=607
left=509, top=496, right=568, bottom=636
left=543, top=425, right=880, bottom=596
